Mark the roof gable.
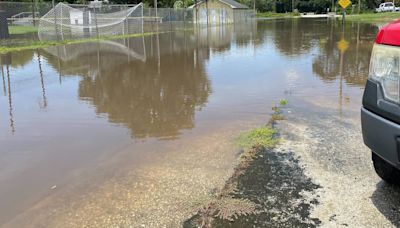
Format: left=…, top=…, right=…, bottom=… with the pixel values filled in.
left=219, top=0, right=249, bottom=9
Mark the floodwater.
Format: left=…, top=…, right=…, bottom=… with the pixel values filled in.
left=0, top=19, right=379, bottom=227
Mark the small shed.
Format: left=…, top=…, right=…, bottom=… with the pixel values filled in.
left=189, top=0, right=251, bottom=24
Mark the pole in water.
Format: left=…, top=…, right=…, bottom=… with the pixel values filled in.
left=1, top=65, right=6, bottom=96
left=0, top=10, right=9, bottom=39
left=37, top=52, right=47, bottom=109
left=6, top=65, right=15, bottom=134
left=342, top=9, right=345, bottom=24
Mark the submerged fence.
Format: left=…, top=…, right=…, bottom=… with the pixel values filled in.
left=0, top=1, right=255, bottom=42
left=38, top=3, right=144, bottom=41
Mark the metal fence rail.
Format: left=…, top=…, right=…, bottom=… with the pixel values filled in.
left=0, top=1, right=255, bottom=42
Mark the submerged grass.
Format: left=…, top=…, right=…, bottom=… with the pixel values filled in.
left=8, top=26, right=38, bottom=35
left=345, top=12, right=400, bottom=23
left=270, top=99, right=287, bottom=123
left=279, top=99, right=288, bottom=106
left=237, top=127, right=279, bottom=151
left=0, top=32, right=163, bottom=54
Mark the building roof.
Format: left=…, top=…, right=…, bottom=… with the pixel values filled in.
left=188, top=0, right=249, bottom=9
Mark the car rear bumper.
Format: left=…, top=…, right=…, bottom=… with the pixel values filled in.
left=361, top=107, right=400, bottom=169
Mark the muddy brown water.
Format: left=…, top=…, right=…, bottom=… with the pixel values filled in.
left=0, top=19, right=379, bottom=226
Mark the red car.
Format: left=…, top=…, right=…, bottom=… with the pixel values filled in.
left=362, top=19, right=400, bottom=184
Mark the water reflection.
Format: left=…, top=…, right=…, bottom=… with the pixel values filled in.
left=37, top=52, right=48, bottom=109
left=312, top=21, right=377, bottom=86
left=0, top=20, right=378, bottom=137
left=40, top=24, right=257, bottom=139
left=75, top=37, right=209, bottom=139
left=1, top=64, right=6, bottom=96
left=0, top=51, right=50, bottom=133
left=0, top=19, right=382, bottom=226
left=0, top=55, right=15, bottom=134
left=6, top=65, right=14, bottom=134
left=271, top=19, right=323, bottom=56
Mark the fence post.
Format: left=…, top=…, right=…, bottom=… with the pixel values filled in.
left=83, top=9, right=90, bottom=38
left=141, top=4, right=144, bottom=34
left=95, top=8, right=99, bottom=38
left=0, top=10, right=9, bottom=39
left=183, top=9, right=186, bottom=29
left=32, top=0, right=36, bottom=26
left=169, top=8, right=172, bottom=31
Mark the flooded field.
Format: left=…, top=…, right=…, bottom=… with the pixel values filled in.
left=1, top=18, right=397, bottom=227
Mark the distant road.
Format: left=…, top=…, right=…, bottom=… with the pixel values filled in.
left=300, top=13, right=340, bottom=18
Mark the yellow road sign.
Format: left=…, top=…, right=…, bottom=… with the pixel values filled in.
left=337, top=38, right=349, bottom=54
left=338, top=0, right=351, bottom=9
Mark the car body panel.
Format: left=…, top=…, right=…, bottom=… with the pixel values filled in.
left=362, top=107, right=400, bottom=169
left=362, top=20, right=400, bottom=171
left=375, top=19, right=400, bottom=46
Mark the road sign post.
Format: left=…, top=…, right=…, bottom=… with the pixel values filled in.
left=342, top=8, right=345, bottom=23
left=338, top=0, right=351, bottom=23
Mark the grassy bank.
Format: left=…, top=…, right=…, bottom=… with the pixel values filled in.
left=345, top=12, right=400, bottom=23
left=0, top=32, right=163, bottom=54
left=257, top=12, right=298, bottom=18
left=9, top=25, right=38, bottom=35
left=256, top=11, right=400, bottom=23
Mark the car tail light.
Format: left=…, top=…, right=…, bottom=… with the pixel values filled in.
left=369, top=44, right=400, bottom=103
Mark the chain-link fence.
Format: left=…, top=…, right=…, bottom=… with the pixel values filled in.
left=38, top=3, right=144, bottom=41
left=0, top=1, right=52, bottom=26
left=0, top=1, right=255, bottom=42
left=142, top=8, right=195, bottom=33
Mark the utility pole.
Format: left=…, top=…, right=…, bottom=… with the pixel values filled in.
left=292, top=0, right=294, bottom=12
left=154, top=0, right=158, bottom=18
left=32, top=0, right=36, bottom=26
left=394, top=0, right=396, bottom=12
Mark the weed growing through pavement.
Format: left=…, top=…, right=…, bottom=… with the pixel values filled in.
left=187, top=100, right=288, bottom=227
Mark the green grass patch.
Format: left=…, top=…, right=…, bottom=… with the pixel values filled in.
left=257, top=12, right=298, bottom=18
left=8, top=25, right=38, bottom=35
left=345, top=12, right=400, bottom=23
left=189, top=101, right=287, bottom=226
left=237, top=126, right=279, bottom=151
left=0, top=32, right=163, bottom=54
left=279, top=99, right=288, bottom=106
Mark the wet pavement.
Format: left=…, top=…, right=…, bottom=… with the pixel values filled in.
left=276, top=96, right=400, bottom=227
left=1, top=19, right=400, bottom=227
